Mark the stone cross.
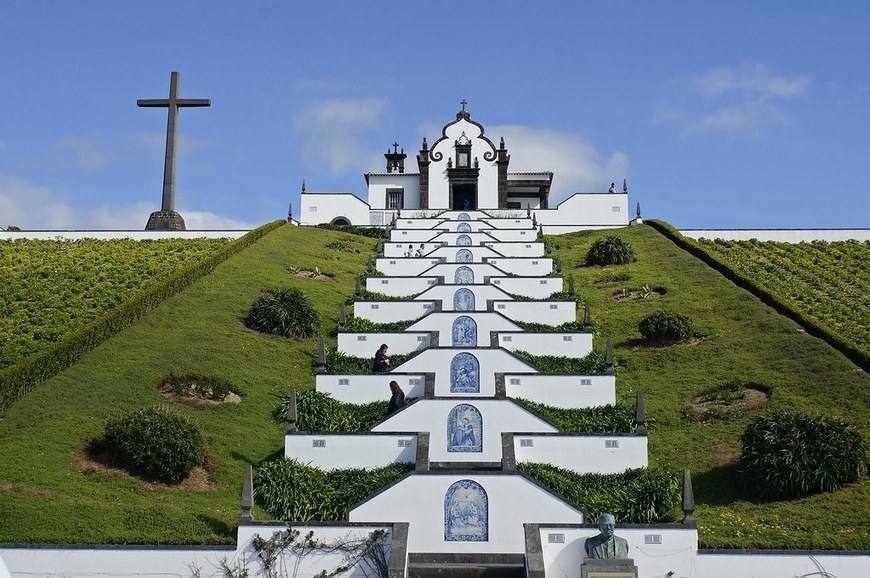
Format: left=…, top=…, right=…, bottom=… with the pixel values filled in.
left=138, top=71, right=210, bottom=229
left=460, top=99, right=467, bottom=112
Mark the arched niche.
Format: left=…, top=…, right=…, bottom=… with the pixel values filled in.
left=456, top=234, right=472, bottom=246
left=450, top=352, right=480, bottom=393
left=444, top=479, right=488, bottom=541
left=447, top=404, right=483, bottom=453
left=456, top=248, right=473, bottom=263
left=453, top=288, right=475, bottom=311
left=457, top=222, right=472, bottom=233
left=452, top=315, right=477, bottom=346
left=454, top=266, right=474, bottom=284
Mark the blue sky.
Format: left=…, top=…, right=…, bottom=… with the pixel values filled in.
left=0, top=1, right=867, bottom=230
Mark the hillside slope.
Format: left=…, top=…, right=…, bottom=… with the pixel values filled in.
left=0, top=224, right=866, bottom=549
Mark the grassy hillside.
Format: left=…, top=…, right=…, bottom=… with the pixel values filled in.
left=0, top=224, right=866, bottom=549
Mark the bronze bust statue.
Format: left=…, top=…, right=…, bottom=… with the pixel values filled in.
left=584, top=513, right=629, bottom=559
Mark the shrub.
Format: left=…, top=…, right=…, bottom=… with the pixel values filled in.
left=738, top=410, right=867, bottom=500
left=103, top=406, right=204, bottom=483
left=586, top=236, right=636, bottom=266
left=511, top=350, right=607, bottom=374
left=515, top=399, right=636, bottom=433
left=519, top=463, right=681, bottom=523
left=254, top=458, right=412, bottom=521
left=315, top=223, right=389, bottom=239
left=276, top=390, right=414, bottom=432
left=638, top=311, right=693, bottom=345
left=244, top=288, right=320, bottom=338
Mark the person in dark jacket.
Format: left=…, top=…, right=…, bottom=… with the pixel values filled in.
left=372, top=343, right=390, bottom=372
left=387, top=381, right=405, bottom=416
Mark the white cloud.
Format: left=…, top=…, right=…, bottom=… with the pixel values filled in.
left=293, top=97, right=390, bottom=175
left=0, top=171, right=256, bottom=230
left=489, top=125, right=630, bottom=205
left=27, top=134, right=115, bottom=171
left=656, top=63, right=811, bottom=136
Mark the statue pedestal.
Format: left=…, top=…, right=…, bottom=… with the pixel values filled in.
left=581, top=558, right=638, bottom=578
left=145, top=211, right=186, bottom=231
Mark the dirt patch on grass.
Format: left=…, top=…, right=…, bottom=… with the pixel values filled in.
left=158, top=374, right=242, bottom=408
left=686, top=383, right=771, bottom=421
left=631, top=336, right=704, bottom=351
left=294, top=271, right=334, bottom=281
left=612, top=286, right=667, bottom=302
left=75, top=445, right=218, bottom=491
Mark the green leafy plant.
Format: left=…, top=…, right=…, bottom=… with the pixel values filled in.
left=103, top=406, right=204, bottom=484
left=511, top=350, right=607, bottom=373
left=515, top=399, right=636, bottom=433
left=244, top=288, right=321, bottom=338
left=275, top=390, right=394, bottom=432
left=586, top=236, right=636, bottom=266
left=315, top=224, right=389, bottom=239
left=253, top=459, right=412, bottom=521
left=638, top=310, right=693, bottom=345
left=738, top=410, right=868, bottom=500
left=342, top=315, right=419, bottom=332
left=519, top=463, right=681, bottom=523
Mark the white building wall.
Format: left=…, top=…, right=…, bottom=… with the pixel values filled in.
left=490, top=301, right=575, bottom=325
left=353, top=300, right=436, bottom=323
left=504, top=374, right=616, bottom=408
left=679, top=228, right=870, bottom=242
left=497, top=332, right=592, bottom=358
left=534, top=194, right=629, bottom=226
left=436, top=221, right=494, bottom=232
left=285, top=434, right=417, bottom=469
left=372, top=400, right=557, bottom=464
left=349, top=475, right=585, bottom=553
left=337, top=331, right=432, bottom=356
left=366, top=175, right=422, bottom=210
left=367, top=276, right=440, bottom=297
left=301, top=193, right=371, bottom=226
left=426, top=118, right=501, bottom=209
left=515, top=435, right=648, bottom=473
left=489, top=276, right=563, bottom=298
left=391, top=229, right=445, bottom=242
left=316, top=373, right=427, bottom=403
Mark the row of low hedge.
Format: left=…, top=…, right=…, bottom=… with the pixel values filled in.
left=314, top=223, right=390, bottom=239
left=511, top=349, right=608, bottom=374
left=514, top=398, right=637, bottom=433
left=0, top=220, right=286, bottom=412
left=275, top=390, right=395, bottom=432
left=645, top=219, right=869, bottom=371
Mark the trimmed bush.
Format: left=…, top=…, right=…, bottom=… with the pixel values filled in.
left=587, top=236, right=636, bottom=266
left=515, top=399, right=636, bottom=433
left=638, top=310, right=693, bottom=345
left=103, top=406, right=204, bottom=484
left=254, top=458, right=412, bottom=521
left=738, top=410, right=867, bottom=500
left=519, top=463, right=681, bottom=523
left=244, top=288, right=320, bottom=338
left=511, top=349, right=607, bottom=374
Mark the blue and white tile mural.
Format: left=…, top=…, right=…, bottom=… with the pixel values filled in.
left=457, top=222, right=472, bottom=233
left=457, top=234, right=472, bottom=246
left=444, top=479, right=488, bottom=541
left=454, top=266, right=474, bottom=284
left=452, top=315, right=477, bottom=346
left=457, top=213, right=471, bottom=221
left=453, top=288, right=475, bottom=311
left=456, top=249, right=473, bottom=263
left=450, top=352, right=480, bottom=393
left=447, top=404, right=483, bottom=453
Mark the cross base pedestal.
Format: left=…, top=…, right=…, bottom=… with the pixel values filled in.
left=581, top=558, right=638, bottom=578
left=145, top=211, right=186, bottom=231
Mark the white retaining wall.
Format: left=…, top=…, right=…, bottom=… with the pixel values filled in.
left=541, top=225, right=625, bottom=235
left=376, top=257, right=445, bottom=276
left=484, top=257, right=553, bottom=276
left=353, top=300, right=436, bottom=323
left=350, top=474, right=585, bottom=553
left=284, top=434, right=417, bottom=469
left=482, top=241, right=545, bottom=257
left=0, top=230, right=247, bottom=241
left=679, top=228, right=870, bottom=242
left=515, top=434, right=648, bottom=473
left=533, top=193, right=629, bottom=226
left=694, top=550, right=870, bottom=578
left=485, top=217, right=535, bottom=229
left=337, top=331, right=432, bottom=356
left=427, top=232, right=501, bottom=246
left=488, top=276, right=563, bottom=298
left=504, top=374, right=616, bottom=408
left=428, top=263, right=507, bottom=282
left=485, top=229, right=540, bottom=242
left=497, top=332, right=592, bottom=357
left=385, top=241, right=443, bottom=257
left=316, top=373, right=427, bottom=403
left=373, top=400, right=558, bottom=464
left=393, top=348, right=537, bottom=396
left=367, top=276, right=440, bottom=297
left=428, top=246, right=502, bottom=261
left=490, top=300, right=575, bottom=325
left=406, top=312, right=521, bottom=347
left=415, top=284, right=515, bottom=311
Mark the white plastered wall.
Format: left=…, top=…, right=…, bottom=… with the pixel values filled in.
left=337, top=331, right=432, bottom=356
left=406, top=312, right=521, bottom=347
left=497, top=332, right=592, bottom=357
left=316, top=373, right=427, bottom=403
left=285, top=434, right=417, bottom=469
left=367, top=276, right=440, bottom=297
left=489, top=276, right=563, bottom=298
left=366, top=174, right=422, bottom=210
left=504, top=374, right=616, bottom=408
left=415, top=284, right=515, bottom=311
left=482, top=241, right=545, bottom=257
left=392, top=348, right=537, bottom=396
left=515, top=434, right=648, bottom=473
left=301, top=193, right=371, bottom=226
left=426, top=118, right=500, bottom=209
left=350, top=474, right=585, bottom=553
left=376, top=256, right=445, bottom=276
left=484, top=256, right=553, bottom=276
left=353, top=300, right=436, bottom=323
left=490, top=300, right=575, bottom=325
left=533, top=194, right=628, bottom=226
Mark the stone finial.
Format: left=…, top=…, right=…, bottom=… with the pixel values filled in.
left=499, top=136, right=506, bottom=151
left=682, top=468, right=696, bottom=524
left=605, top=339, right=614, bottom=374
left=376, top=239, right=384, bottom=255
left=537, top=224, right=544, bottom=239
left=473, top=157, right=479, bottom=168
left=623, top=179, right=628, bottom=194
left=315, top=337, right=326, bottom=374
left=355, top=274, right=362, bottom=300
left=545, top=239, right=552, bottom=255
left=286, top=389, right=298, bottom=433
left=338, top=302, right=346, bottom=330
left=287, top=202, right=293, bottom=223
left=636, top=202, right=641, bottom=218
left=422, top=137, right=428, bottom=150
left=240, top=465, right=254, bottom=523
left=556, top=255, right=562, bottom=273
left=568, top=275, right=575, bottom=297
left=583, top=301, right=591, bottom=328
left=367, top=256, right=374, bottom=274
left=526, top=207, right=531, bottom=218
left=531, top=213, right=537, bottom=227
left=635, top=391, right=647, bottom=435
left=301, top=179, right=306, bottom=194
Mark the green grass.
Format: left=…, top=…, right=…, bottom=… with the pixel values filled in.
left=0, top=223, right=867, bottom=549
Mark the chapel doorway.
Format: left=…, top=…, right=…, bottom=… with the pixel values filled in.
left=451, top=184, right=477, bottom=210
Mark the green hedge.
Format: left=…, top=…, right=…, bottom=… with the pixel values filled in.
left=514, top=399, right=636, bottom=433
left=511, top=349, right=607, bottom=374
left=0, top=221, right=285, bottom=412
left=645, top=220, right=869, bottom=371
